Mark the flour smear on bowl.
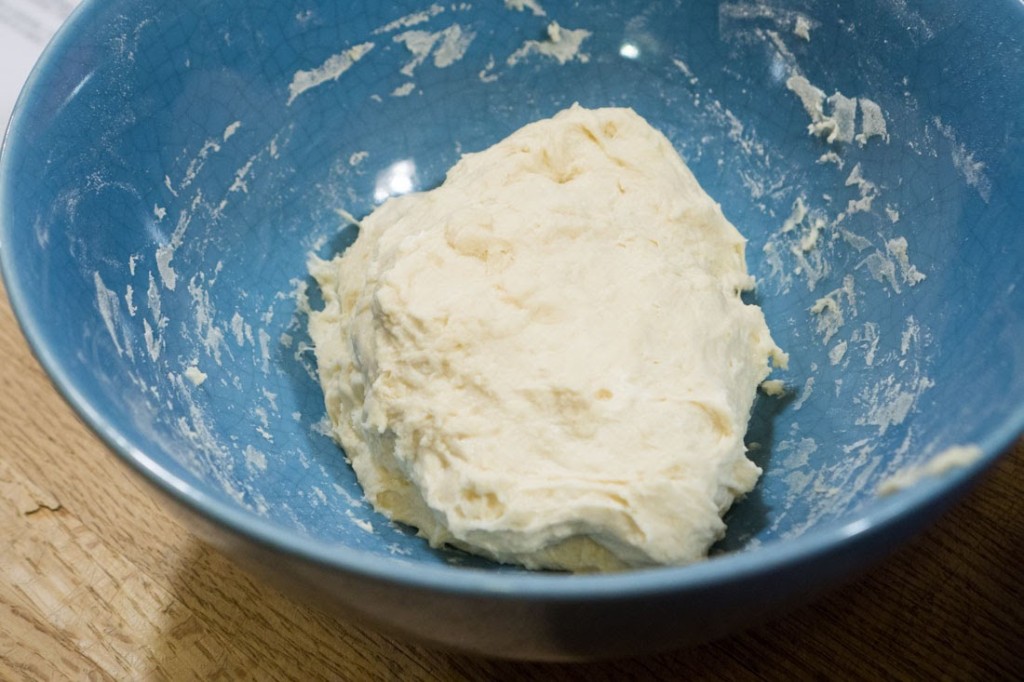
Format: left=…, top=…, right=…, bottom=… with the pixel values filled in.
left=84, top=2, right=985, bottom=559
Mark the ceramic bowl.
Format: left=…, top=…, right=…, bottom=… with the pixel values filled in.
left=2, top=0, right=1022, bottom=660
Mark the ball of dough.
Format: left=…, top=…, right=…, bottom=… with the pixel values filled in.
left=309, top=105, right=786, bottom=572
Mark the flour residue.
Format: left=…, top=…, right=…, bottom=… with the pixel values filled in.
left=222, top=121, right=242, bottom=141
left=244, top=445, right=269, bottom=473
left=817, top=150, right=843, bottom=169
left=184, top=364, right=207, bottom=386
left=856, top=372, right=937, bottom=436
left=791, top=375, right=814, bottom=411
left=395, top=23, right=476, bottom=77
left=141, top=320, right=159, bottom=362
left=505, top=0, right=546, bottom=17
left=855, top=319, right=934, bottom=435
left=257, top=328, right=272, bottom=374
left=146, top=271, right=165, bottom=326
left=702, top=15, right=958, bottom=540
left=507, top=22, right=591, bottom=66
left=390, top=82, right=414, bottom=97
left=671, top=58, right=698, bottom=84
left=371, top=5, right=445, bottom=35
left=856, top=237, right=926, bottom=295
left=187, top=275, right=227, bottom=365
left=882, top=0, right=935, bottom=43
left=94, top=272, right=132, bottom=359
left=828, top=340, right=848, bottom=366
left=785, top=76, right=888, bottom=149
left=230, top=312, right=252, bottom=347
left=761, top=194, right=833, bottom=293
left=165, top=372, right=271, bottom=517
left=877, top=444, right=982, bottom=495
left=286, top=42, right=375, bottom=105
left=886, top=237, right=926, bottom=287
left=850, top=322, right=881, bottom=366
left=155, top=194, right=198, bottom=291
left=124, top=285, right=137, bottom=317
left=856, top=99, right=889, bottom=145
left=933, top=117, right=992, bottom=202
left=345, top=508, right=375, bottom=533
left=843, top=163, right=878, bottom=215
left=228, top=155, right=257, bottom=195
left=719, top=2, right=808, bottom=32
left=433, top=24, right=475, bottom=67
left=785, top=76, right=851, bottom=145
left=780, top=196, right=807, bottom=233
left=478, top=56, right=499, bottom=83
left=810, top=293, right=843, bottom=344
left=179, top=135, right=226, bottom=193
left=793, top=15, right=812, bottom=41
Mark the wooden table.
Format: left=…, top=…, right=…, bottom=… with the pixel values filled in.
left=1, top=283, right=1021, bottom=681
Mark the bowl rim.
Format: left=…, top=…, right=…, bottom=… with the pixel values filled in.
left=2, top=0, right=1022, bottom=601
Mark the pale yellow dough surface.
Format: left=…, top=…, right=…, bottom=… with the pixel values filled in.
left=309, top=105, right=786, bottom=572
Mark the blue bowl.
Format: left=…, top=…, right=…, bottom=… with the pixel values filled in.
left=3, top=0, right=1022, bottom=660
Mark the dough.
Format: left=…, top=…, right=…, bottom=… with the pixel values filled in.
left=309, top=105, right=786, bottom=572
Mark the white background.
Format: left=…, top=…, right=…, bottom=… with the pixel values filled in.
left=1, top=0, right=81, bottom=130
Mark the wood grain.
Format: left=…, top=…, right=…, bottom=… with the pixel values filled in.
left=1, top=282, right=1022, bottom=680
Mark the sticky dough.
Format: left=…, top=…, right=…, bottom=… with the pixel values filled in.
left=309, top=105, right=786, bottom=572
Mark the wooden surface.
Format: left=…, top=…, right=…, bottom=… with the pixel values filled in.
left=1, top=281, right=1022, bottom=681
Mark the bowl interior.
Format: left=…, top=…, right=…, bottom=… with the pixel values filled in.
left=3, top=0, right=1023, bottom=575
